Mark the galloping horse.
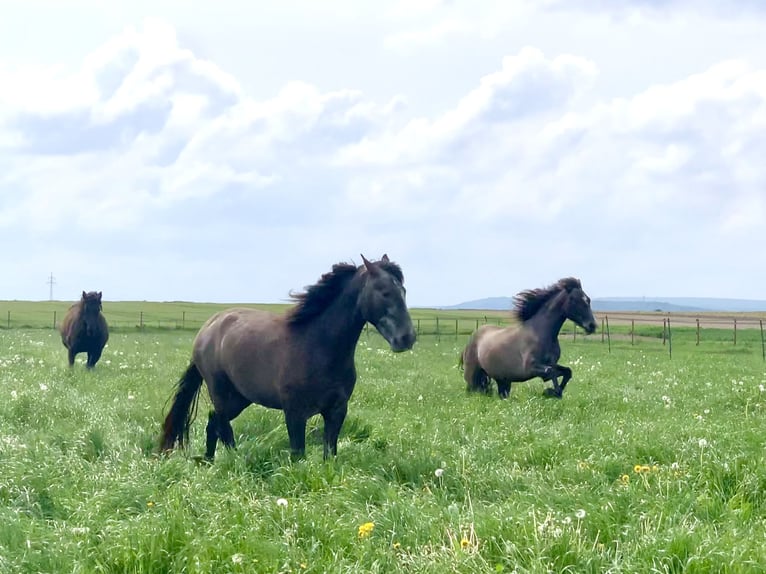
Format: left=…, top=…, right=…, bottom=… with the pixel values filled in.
left=460, top=277, right=596, bottom=399
left=160, top=255, right=416, bottom=460
left=59, top=291, right=109, bottom=369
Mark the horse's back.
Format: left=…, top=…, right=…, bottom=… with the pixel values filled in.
left=193, top=308, right=288, bottom=404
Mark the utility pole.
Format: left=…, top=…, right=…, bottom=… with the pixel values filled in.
left=47, top=272, right=56, bottom=301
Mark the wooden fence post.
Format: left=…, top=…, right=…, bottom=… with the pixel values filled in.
left=6, top=310, right=10, bottom=328
left=734, top=319, right=737, bottom=345
left=601, top=317, right=605, bottom=343
left=696, top=318, right=700, bottom=346
left=631, top=319, right=634, bottom=346
left=182, top=311, right=186, bottom=330
left=662, top=318, right=666, bottom=346
left=53, top=310, right=57, bottom=329
left=139, top=311, right=144, bottom=330
left=417, top=318, right=420, bottom=335
left=761, top=320, right=765, bottom=362
left=606, top=315, right=611, bottom=353
left=455, top=319, right=458, bottom=336
left=573, top=322, right=577, bottom=341
left=667, top=316, right=672, bottom=359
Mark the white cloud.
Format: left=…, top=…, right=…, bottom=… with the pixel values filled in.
left=2, top=4, right=766, bottom=304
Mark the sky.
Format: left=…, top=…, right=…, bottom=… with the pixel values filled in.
left=1, top=0, right=765, bottom=307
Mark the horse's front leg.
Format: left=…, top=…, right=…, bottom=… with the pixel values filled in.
left=557, top=366, right=573, bottom=392
left=529, top=363, right=563, bottom=398
left=496, top=379, right=512, bottom=399
left=284, top=411, right=307, bottom=459
left=321, top=401, right=349, bottom=460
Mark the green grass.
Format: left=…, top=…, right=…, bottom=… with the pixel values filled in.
left=0, top=300, right=511, bottom=334
left=1, top=324, right=765, bottom=572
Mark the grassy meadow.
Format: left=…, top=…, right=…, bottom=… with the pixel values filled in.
left=1, top=304, right=766, bottom=572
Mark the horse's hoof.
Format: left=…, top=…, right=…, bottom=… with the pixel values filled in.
left=543, top=388, right=562, bottom=399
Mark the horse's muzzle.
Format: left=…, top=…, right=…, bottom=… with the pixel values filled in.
left=584, top=321, right=597, bottom=335
left=390, top=330, right=417, bottom=352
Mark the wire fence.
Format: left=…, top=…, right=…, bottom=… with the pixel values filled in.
left=2, top=308, right=765, bottom=359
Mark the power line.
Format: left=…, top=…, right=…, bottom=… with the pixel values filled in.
left=47, top=272, right=56, bottom=301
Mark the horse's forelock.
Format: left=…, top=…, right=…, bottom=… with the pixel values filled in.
left=379, top=261, right=404, bottom=284
left=558, top=277, right=582, bottom=292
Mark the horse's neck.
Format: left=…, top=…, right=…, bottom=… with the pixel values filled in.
left=304, top=282, right=366, bottom=360
left=527, top=292, right=567, bottom=340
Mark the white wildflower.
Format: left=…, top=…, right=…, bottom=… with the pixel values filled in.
left=698, top=438, right=708, bottom=448
left=434, top=468, right=444, bottom=478
left=276, top=498, right=288, bottom=507
left=39, top=383, right=48, bottom=392
left=231, top=553, right=245, bottom=564
left=575, top=509, right=586, bottom=519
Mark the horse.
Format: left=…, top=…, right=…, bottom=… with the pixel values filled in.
left=459, top=277, right=596, bottom=399
left=160, top=254, right=417, bottom=461
left=59, top=291, right=109, bottom=369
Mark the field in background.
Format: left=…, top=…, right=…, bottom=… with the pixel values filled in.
left=2, top=301, right=766, bottom=361
left=1, top=326, right=765, bottom=572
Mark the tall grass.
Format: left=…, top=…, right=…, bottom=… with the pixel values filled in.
left=0, top=328, right=764, bottom=573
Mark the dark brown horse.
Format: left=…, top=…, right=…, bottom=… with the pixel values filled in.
left=160, top=254, right=416, bottom=461
left=460, top=278, right=596, bottom=399
left=59, top=291, right=109, bottom=369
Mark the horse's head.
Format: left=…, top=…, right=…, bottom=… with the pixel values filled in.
left=80, top=290, right=103, bottom=336
left=561, top=279, right=597, bottom=335
left=358, top=254, right=416, bottom=352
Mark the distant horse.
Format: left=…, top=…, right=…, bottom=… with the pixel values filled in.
left=459, top=277, right=596, bottom=399
left=160, top=255, right=416, bottom=461
left=60, top=291, right=109, bottom=369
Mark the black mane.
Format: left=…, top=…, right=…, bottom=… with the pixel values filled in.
left=285, top=260, right=404, bottom=327
left=512, top=277, right=581, bottom=322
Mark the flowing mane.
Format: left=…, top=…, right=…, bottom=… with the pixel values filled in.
left=286, top=260, right=405, bottom=327
left=286, top=263, right=359, bottom=327
left=512, top=277, right=582, bottom=322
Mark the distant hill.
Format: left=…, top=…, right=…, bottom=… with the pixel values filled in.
left=443, top=297, right=766, bottom=312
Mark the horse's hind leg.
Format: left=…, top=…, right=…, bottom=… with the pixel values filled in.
left=205, top=373, right=250, bottom=460
left=496, top=379, right=512, bottom=399
left=67, top=349, right=76, bottom=367
left=205, top=410, right=236, bottom=460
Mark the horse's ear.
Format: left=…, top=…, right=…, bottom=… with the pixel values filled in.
left=81, top=290, right=87, bottom=299
left=97, top=291, right=102, bottom=301
left=381, top=254, right=390, bottom=263
left=361, top=254, right=378, bottom=275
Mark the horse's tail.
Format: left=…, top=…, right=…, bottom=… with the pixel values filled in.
left=159, top=362, right=204, bottom=452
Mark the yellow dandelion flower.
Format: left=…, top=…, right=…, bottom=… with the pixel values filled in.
left=146, top=501, right=155, bottom=508
left=641, top=465, right=651, bottom=473
left=392, top=542, right=401, bottom=549
left=620, top=474, right=630, bottom=484
left=578, top=461, right=589, bottom=469
left=300, top=564, right=307, bottom=570
left=358, top=522, right=375, bottom=539
left=460, top=538, right=470, bottom=549
left=633, top=464, right=642, bottom=473
left=652, top=465, right=659, bottom=472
